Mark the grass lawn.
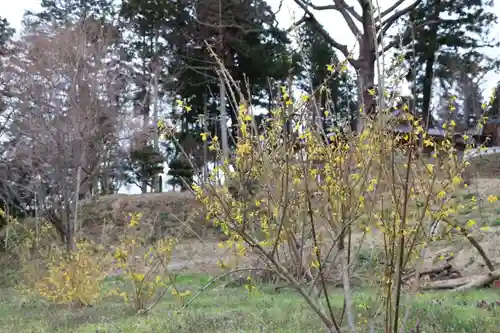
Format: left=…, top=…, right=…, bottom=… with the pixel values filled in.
left=1, top=273, right=499, bottom=333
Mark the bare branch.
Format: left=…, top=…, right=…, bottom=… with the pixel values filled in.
left=380, top=0, right=423, bottom=33
left=286, top=14, right=308, bottom=32
left=343, top=3, right=363, bottom=22
left=271, top=0, right=285, bottom=16
left=377, top=0, right=406, bottom=19
left=331, top=0, right=361, bottom=36
left=379, top=19, right=440, bottom=55
left=292, top=0, right=352, bottom=60
left=303, top=1, right=362, bottom=22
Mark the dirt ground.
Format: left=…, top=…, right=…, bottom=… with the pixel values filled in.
left=82, top=176, right=500, bottom=281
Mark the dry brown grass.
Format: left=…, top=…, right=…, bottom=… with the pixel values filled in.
left=465, top=151, right=500, bottom=179
left=73, top=154, right=500, bottom=280
left=79, top=191, right=211, bottom=241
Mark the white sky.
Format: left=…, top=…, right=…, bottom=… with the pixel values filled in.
left=269, top=0, right=500, bottom=94
left=3, top=0, right=500, bottom=194
left=4, top=0, right=500, bottom=91
left=4, top=0, right=500, bottom=122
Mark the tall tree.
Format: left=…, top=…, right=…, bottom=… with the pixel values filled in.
left=291, top=0, right=424, bottom=131
left=24, top=0, right=118, bottom=25
left=24, top=0, right=147, bottom=196
left=401, top=0, right=499, bottom=127
left=456, top=71, right=484, bottom=129
left=0, top=17, right=16, bottom=233
left=0, top=17, right=14, bottom=49
left=3, top=22, right=130, bottom=249
left=119, top=0, right=176, bottom=193
left=297, top=20, right=357, bottom=133
left=0, top=16, right=14, bottom=120
left=165, top=0, right=293, bottom=164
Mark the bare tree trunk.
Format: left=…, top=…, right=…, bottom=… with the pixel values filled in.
left=141, top=102, right=150, bottom=194
left=219, top=74, right=229, bottom=161
left=73, top=165, right=82, bottom=238
left=34, top=192, right=39, bottom=247
left=218, top=0, right=229, bottom=162
left=202, top=91, right=209, bottom=183
left=340, top=246, right=356, bottom=332
left=92, top=172, right=99, bottom=197
left=141, top=69, right=151, bottom=194
left=421, top=0, right=440, bottom=129
left=291, top=0, right=424, bottom=133
left=152, top=66, right=160, bottom=192
left=357, top=64, right=376, bottom=133
left=62, top=194, right=74, bottom=252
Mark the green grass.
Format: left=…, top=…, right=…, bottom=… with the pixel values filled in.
left=1, top=273, right=500, bottom=333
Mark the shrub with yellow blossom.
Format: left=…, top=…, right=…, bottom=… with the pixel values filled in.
left=13, top=221, right=108, bottom=307
left=108, top=212, right=182, bottom=314
left=10, top=210, right=186, bottom=313
left=162, top=58, right=500, bottom=333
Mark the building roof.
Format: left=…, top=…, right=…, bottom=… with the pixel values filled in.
left=486, top=118, right=500, bottom=125
left=394, top=124, right=483, bottom=136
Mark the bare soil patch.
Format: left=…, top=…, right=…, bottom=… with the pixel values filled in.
left=79, top=177, right=500, bottom=285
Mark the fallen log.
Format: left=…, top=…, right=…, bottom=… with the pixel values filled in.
left=423, top=263, right=452, bottom=275
left=403, top=263, right=452, bottom=282
left=448, top=268, right=462, bottom=278
left=421, top=276, right=473, bottom=290
left=421, top=269, right=500, bottom=291
left=453, top=269, right=500, bottom=291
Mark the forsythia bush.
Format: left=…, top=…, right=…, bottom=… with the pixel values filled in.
left=159, top=60, right=500, bottom=332
left=17, top=222, right=108, bottom=306
left=108, top=212, right=181, bottom=314
left=31, top=240, right=106, bottom=305
left=11, top=211, right=185, bottom=313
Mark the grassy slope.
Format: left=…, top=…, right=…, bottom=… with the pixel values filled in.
left=1, top=273, right=499, bottom=333
left=3, top=155, right=500, bottom=332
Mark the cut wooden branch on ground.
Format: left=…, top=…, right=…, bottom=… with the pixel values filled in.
left=403, top=262, right=461, bottom=283
left=420, top=269, right=500, bottom=290
left=405, top=262, right=451, bottom=278
left=442, top=217, right=496, bottom=272
left=453, top=269, right=500, bottom=291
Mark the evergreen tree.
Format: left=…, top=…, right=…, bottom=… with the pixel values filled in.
left=24, top=0, right=118, bottom=26
left=0, top=17, right=14, bottom=49
left=297, top=20, right=357, bottom=133
left=166, top=0, right=293, bottom=150
left=167, top=157, right=194, bottom=192
left=0, top=17, right=14, bottom=111
left=0, top=17, right=16, bottom=234
left=119, top=0, right=176, bottom=192
left=401, top=0, right=499, bottom=127
left=119, top=0, right=294, bottom=176
left=124, top=145, right=165, bottom=191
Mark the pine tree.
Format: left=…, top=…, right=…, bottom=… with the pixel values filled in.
left=297, top=20, right=357, bottom=133
left=0, top=17, right=14, bottom=49
left=125, top=145, right=165, bottom=191
left=167, top=157, right=195, bottom=192
left=401, top=0, right=499, bottom=127
left=120, top=0, right=294, bottom=175
left=24, top=0, right=118, bottom=25
left=0, top=17, right=16, bottom=235
left=119, top=0, right=176, bottom=192
left=166, top=0, right=293, bottom=150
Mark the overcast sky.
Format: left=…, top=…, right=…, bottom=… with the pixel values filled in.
left=5, top=0, right=500, bottom=93
left=4, top=0, right=500, bottom=193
